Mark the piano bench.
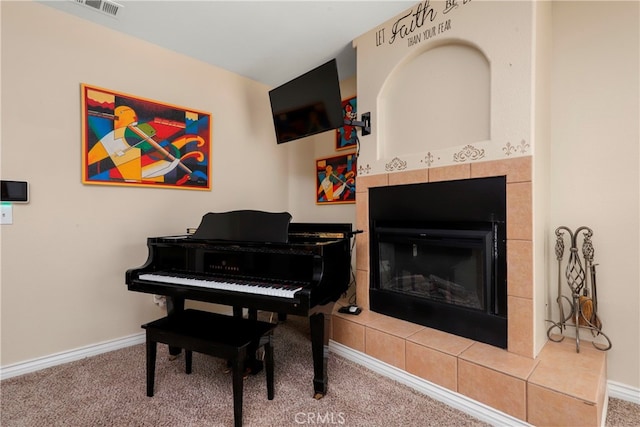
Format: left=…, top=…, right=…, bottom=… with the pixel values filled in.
left=142, top=309, right=276, bottom=427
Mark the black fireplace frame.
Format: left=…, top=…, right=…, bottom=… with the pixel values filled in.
left=369, top=176, right=508, bottom=348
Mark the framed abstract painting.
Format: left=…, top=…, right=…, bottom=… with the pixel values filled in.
left=336, top=96, right=357, bottom=151
left=81, top=84, right=212, bottom=190
left=316, top=153, right=357, bottom=205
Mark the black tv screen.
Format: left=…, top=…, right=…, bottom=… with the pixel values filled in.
left=269, top=59, right=343, bottom=144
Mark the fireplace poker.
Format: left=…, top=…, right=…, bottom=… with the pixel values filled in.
left=590, top=263, right=601, bottom=331
left=554, top=229, right=567, bottom=332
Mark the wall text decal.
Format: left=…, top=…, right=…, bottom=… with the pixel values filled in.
left=377, top=0, right=471, bottom=48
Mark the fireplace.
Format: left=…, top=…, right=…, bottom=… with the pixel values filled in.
left=368, top=176, right=507, bottom=348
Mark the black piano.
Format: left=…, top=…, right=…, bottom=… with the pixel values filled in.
left=126, top=210, right=353, bottom=398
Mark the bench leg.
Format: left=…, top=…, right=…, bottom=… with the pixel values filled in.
left=265, top=337, right=274, bottom=400
left=232, top=353, right=244, bottom=427
left=185, top=350, right=193, bottom=374
left=146, top=338, right=157, bottom=397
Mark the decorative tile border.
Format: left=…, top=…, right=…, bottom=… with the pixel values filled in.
left=384, top=157, right=408, bottom=172
left=357, top=139, right=530, bottom=176
left=453, top=144, right=485, bottom=163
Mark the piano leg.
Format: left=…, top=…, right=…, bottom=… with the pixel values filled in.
left=166, top=296, right=185, bottom=358
left=309, top=301, right=336, bottom=399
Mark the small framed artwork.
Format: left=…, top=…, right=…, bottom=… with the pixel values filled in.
left=81, top=84, right=212, bottom=190
left=336, top=96, right=357, bottom=151
left=316, top=153, right=357, bottom=205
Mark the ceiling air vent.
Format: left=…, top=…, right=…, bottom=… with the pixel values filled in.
left=72, top=0, right=123, bottom=18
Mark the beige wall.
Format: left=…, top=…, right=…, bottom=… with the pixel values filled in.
left=549, top=1, right=639, bottom=390
left=0, top=1, right=329, bottom=366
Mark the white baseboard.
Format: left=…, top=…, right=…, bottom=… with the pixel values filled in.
left=0, top=332, right=145, bottom=381
left=608, top=380, right=640, bottom=405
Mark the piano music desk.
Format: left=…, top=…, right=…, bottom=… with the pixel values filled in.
left=142, top=309, right=276, bottom=427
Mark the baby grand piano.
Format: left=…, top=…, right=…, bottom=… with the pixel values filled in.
left=126, top=210, right=353, bottom=399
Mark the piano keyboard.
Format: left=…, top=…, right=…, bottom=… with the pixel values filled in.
left=138, top=273, right=303, bottom=299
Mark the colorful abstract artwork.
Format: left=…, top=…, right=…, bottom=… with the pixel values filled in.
left=316, top=153, right=357, bottom=205
left=336, top=96, right=357, bottom=151
left=81, top=84, right=212, bottom=190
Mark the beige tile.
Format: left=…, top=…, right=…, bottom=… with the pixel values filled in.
left=334, top=307, right=386, bottom=326
left=355, top=192, right=369, bottom=233
left=507, top=239, right=533, bottom=299
left=507, top=295, right=535, bottom=358
left=504, top=156, right=532, bottom=183
left=471, top=157, right=532, bottom=183
left=406, top=341, right=458, bottom=391
left=367, top=314, right=425, bottom=339
left=356, top=174, right=388, bottom=193
left=533, top=334, right=607, bottom=374
left=365, top=327, right=405, bottom=369
left=470, top=159, right=508, bottom=180
left=507, top=182, right=532, bottom=240
left=407, top=327, right=474, bottom=356
left=388, top=169, right=428, bottom=186
left=355, top=232, right=369, bottom=271
left=331, top=316, right=365, bottom=352
left=429, top=164, right=471, bottom=182
left=528, top=383, right=599, bottom=427
left=458, top=359, right=527, bottom=421
left=459, top=341, right=537, bottom=379
left=528, top=339, right=607, bottom=404
left=355, top=269, right=369, bottom=310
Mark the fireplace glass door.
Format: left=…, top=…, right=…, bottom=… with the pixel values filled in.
left=375, top=226, right=493, bottom=312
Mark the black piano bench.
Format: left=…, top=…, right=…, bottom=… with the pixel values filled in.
left=142, top=309, right=276, bottom=427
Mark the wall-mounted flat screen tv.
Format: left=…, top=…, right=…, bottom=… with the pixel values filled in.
left=269, top=59, right=343, bottom=144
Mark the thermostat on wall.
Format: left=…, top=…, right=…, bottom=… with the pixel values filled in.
left=0, top=180, right=29, bottom=203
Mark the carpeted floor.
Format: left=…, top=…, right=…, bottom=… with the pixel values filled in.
left=1, top=314, right=638, bottom=426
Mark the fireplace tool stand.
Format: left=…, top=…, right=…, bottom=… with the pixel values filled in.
left=546, top=226, right=611, bottom=353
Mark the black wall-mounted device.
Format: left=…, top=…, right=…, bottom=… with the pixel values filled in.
left=268, top=59, right=373, bottom=144
left=269, top=59, right=344, bottom=144
left=1, top=180, right=29, bottom=203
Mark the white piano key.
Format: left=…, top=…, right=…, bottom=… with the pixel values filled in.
left=138, top=273, right=302, bottom=299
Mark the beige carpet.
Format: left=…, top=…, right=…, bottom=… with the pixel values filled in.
left=1, top=314, right=638, bottom=426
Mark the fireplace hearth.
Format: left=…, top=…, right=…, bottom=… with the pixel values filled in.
left=369, top=176, right=507, bottom=348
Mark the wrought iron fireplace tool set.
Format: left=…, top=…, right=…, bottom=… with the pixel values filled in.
left=546, top=226, right=611, bottom=353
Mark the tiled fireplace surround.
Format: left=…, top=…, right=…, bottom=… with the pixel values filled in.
left=330, top=157, right=607, bottom=426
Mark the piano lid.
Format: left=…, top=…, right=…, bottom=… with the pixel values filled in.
left=191, top=210, right=292, bottom=243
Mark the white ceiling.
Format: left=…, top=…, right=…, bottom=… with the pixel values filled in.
left=39, top=0, right=415, bottom=87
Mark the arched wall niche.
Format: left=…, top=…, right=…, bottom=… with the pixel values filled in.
left=377, top=40, right=491, bottom=160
